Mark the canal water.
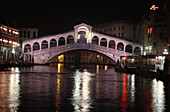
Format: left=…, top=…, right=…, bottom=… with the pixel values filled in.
left=0, top=64, right=170, bottom=112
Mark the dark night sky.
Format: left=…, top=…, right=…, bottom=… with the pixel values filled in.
left=1, top=0, right=170, bottom=36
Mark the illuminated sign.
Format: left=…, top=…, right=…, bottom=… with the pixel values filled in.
left=150, top=5, right=159, bottom=11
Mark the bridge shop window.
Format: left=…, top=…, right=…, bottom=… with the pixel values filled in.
left=92, top=36, right=99, bottom=45
left=125, top=45, right=132, bottom=53
left=59, top=37, right=65, bottom=46
left=50, top=39, right=57, bottom=48
left=100, top=38, right=107, bottom=47
left=67, top=35, right=74, bottom=44
left=109, top=40, right=115, bottom=49
left=24, top=44, right=31, bottom=53
left=41, top=40, right=48, bottom=49
left=117, top=42, right=124, bottom=51
left=33, top=42, right=40, bottom=51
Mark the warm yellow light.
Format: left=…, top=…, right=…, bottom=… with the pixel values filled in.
left=150, top=5, right=159, bottom=11
left=58, top=55, right=64, bottom=62
left=150, top=28, right=152, bottom=34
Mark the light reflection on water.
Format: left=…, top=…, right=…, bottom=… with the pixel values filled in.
left=72, top=69, right=94, bottom=112
left=0, top=64, right=168, bottom=112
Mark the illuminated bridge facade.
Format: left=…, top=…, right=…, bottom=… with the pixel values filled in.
left=22, top=23, right=142, bottom=64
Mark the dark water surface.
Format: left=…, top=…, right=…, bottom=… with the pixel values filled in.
left=0, top=64, right=170, bottom=112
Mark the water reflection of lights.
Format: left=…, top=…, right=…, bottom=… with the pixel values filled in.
left=96, top=65, right=99, bottom=74
left=121, top=73, right=128, bottom=112
left=56, top=63, right=61, bottom=110
left=9, top=67, right=20, bottom=111
left=152, top=79, right=165, bottom=111
left=130, top=75, right=135, bottom=103
left=72, top=69, right=94, bottom=112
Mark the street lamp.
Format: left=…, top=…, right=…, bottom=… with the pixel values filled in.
left=163, top=49, right=168, bottom=55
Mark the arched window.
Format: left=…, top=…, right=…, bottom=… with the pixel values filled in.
left=33, top=42, right=40, bottom=51
left=117, top=42, right=124, bottom=51
left=24, top=44, right=31, bottom=53
left=59, top=37, right=65, bottom=46
left=77, top=31, right=87, bottom=43
left=109, top=40, right=116, bottom=49
left=100, top=38, right=107, bottom=47
left=134, top=47, right=141, bottom=55
left=125, top=45, right=132, bottom=53
left=41, top=40, right=48, bottom=49
left=92, top=36, right=99, bottom=45
left=67, top=35, right=74, bottom=44
left=50, top=39, right=57, bottom=48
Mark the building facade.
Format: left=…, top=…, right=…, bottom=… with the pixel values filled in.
left=93, top=20, right=136, bottom=41
left=136, top=3, right=170, bottom=55
left=94, top=3, right=170, bottom=55
left=18, top=28, right=39, bottom=55
left=0, top=24, right=20, bottom=64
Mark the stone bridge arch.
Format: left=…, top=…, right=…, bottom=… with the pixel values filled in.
left=28, top=43, right=130, bottom=64
left=46, top=49, right=116, bottom=64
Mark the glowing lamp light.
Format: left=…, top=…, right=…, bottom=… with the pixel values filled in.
left=17, top=43, right=20, bottom=46
left=13, top=42, right=17, bottom=45
left=0, top=39, right=2, bottom=41
left=163, top=49, right=168, bottom=55
left=3, top=28, right=7, bottom=31
left=9, top=41, right=12, bottom=44
left=3, top=39, right=8, bottom=43
left=12, top=48, right=15, bottom=54
left=146, top=47, right=148, bottom=50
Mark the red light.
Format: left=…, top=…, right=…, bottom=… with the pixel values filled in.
left=125, top=56, right=128, bottom=59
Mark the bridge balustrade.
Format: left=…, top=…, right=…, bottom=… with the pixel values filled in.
left=22, top=43, right=133, bottom=64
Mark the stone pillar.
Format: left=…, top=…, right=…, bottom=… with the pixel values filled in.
left=107, top=42, right=109, bottom=48
left=115, top=43, right=117, bottom=50
left=65, top=37, right=67, bottom=46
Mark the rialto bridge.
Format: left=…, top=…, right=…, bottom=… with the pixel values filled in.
left=22, top=23, right=142, bottom=64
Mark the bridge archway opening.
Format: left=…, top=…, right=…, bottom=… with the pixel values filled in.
left=59, top=37, right=65, bottom=46
left=41, top=40, right=48, bottom=49
left=33, top=42, right=40, bottom=51
left=125, top=45, right=132, bottom=53
left=134, top=47, right=141, bottom=55
left=47, top=49, right=116, bottom=65
left=77, top=31, right=87, bottom=43
left=117, top=42, right=124, bottom=51
left=92, top=36, right=99, bottom=45
left=50, top=39, right=57, bottom=48
left=100, top=38, right=107, bottom=47
left=24, top=44, right=31, bottom=53
left=67, top=35, right=74, bottom=44
left=109, top=40, right=116, bottom=49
